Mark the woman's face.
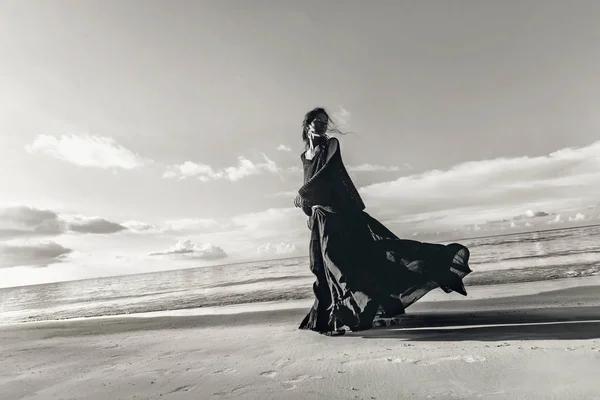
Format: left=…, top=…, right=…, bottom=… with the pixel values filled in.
left=308, top=113, right=328, bottom=137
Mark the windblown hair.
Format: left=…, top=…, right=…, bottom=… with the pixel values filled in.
left=301, top=107, right=349, bottom=149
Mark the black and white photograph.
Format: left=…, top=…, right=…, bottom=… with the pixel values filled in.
left=1, top=1, right=600, bottom=399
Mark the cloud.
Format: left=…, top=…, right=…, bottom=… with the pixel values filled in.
left=547, top=214, right=562, bottom=225
left=465, top=224, right=482, bottom=232
left=162, top=218, right=233, bottom=234
left=269, top=190, right=298, bottom=198
left=162, top=161, right=222, bottom=181
left=225, top=154, right=279, bottom=181
left=493, top=210, right=552, bottom=226
left=277, top=144, right=292, bottom=152
left=347, top=163, right=412, bottom=173
left=285, top=166, right=302, bottom=174
left=163, top=153, right=280, bottom=182
left=25, top=134, right=149, bottom=169
left=0, top=206, right=65, bottom=240
left=470, top=207, right=588, bottom=233
left=150, top=239, right=227, bottom=260
left=569, top=213, right=585, bottom=222
left=360, top=140, right=600, bottom=231
left=231, top=207, right=302, bottom=234
left=221, top=207, right=309, bottom=255
left=147, top=209, right=309, bottom=257
left=333, top=105, right=351, bottom=128
left=0, top=206, right=148, bottom=240
left=65, top=216, right=127, bottom=234
left=521, top=210, right=550, bottom=219
left=0, top=241, right=72, bottom=268
left=164, top=218, right=220, bottom=231
left=43, top=212, right=229, bottom=237
left=121, top=220, right=164, bottom=234
left=162, top=147, right=415, bottom=185
left=256, top=242, right=297, bottom=256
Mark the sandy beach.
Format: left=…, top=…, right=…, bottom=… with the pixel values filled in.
left=2, top=277, right=600, bottom=400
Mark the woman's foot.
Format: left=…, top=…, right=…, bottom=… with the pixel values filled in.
left=320, top=329, right=346, bottom=336
left=373, top=316, right=403, bottom=328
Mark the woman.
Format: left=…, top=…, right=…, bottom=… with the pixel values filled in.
left=294, top=107, right=472, bottom=336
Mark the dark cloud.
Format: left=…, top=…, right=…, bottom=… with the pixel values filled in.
left=150, top=239, right=227, bottom=260
left=0, top=241, right=72, bottom=268
left=68, top=217, right=127, bottom=234
left=0, top=206, right=66, bottom=240
left=0, top=206, right=130, bottom=240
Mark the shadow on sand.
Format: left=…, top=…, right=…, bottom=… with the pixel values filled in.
left=348, top=306, right=600, bottom=341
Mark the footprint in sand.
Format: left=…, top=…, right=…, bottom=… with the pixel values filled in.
left=212, top=367, right=236, bottom=374
left=463, top=355, right=487, bottom=363
left=168, top=385, right=194, bottom=394
left=341, top=357, right=414, bottom=366
left=415, top=355, right=487, bottom=366
left=286, top=374, right=324, bottom=383
left=213, top=384, right=253, bottom=397
left=386, top=357, right=415, bottom=364
left=282, top=375, right=324, bottom=390
left=260, top=371, right=278, bottom=378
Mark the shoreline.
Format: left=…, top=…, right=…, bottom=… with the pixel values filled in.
left=2, top=224, right=598, bottom=291
left=3, top=275, right=600, bottom=329
left=2, top=263, right=599, bottom=325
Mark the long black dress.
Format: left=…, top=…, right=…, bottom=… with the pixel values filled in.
left=294, top=137, right=472, bottom=334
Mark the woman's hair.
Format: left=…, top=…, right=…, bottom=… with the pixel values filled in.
left=301, top=107, right=349, bottom=149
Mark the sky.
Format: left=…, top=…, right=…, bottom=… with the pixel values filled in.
left=1, top=0, right=600, bottom=287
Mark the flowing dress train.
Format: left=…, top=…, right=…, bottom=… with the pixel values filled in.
left=294, top=138, right=472, bottom=334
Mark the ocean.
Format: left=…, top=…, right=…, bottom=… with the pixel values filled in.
left=1, top=225, right=599, bottom=325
